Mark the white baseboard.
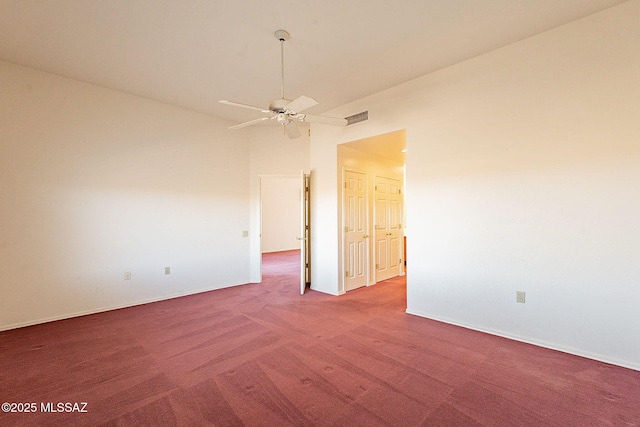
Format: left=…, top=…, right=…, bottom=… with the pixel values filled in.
left=405, top=308, right=639, bottom=372
left=1, top=281, right=246, bottom=332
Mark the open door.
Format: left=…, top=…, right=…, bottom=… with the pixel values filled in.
left=299, top=170, right=310, bottom=294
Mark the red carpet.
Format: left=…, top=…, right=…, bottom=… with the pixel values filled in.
left=1, top=250, right=639, bottom=426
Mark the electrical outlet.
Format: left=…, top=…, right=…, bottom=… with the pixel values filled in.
left=516, top=291, right=526, bottom=303
left=124, top=272, right=132, bottom=280
left=165, top=266, right=170, bottom=275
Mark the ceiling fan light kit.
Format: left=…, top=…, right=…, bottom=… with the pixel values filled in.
left=219, top=29, right=347, bottom=138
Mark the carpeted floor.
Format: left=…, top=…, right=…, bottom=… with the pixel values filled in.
left=1, top=250, right=639, bottom=426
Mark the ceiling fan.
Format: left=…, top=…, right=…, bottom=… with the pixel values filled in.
left=219, top=30, right=347, bottom=139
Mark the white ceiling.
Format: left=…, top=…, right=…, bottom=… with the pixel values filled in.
left=0, top=0, right=628, bottom=125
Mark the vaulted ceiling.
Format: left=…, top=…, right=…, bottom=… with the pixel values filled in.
left=0, top=0, right=628, bottom=125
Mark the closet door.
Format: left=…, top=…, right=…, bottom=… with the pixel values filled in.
left=344, top=170, right=368, bottom=291
left=374, top=177, right=402, bottom=282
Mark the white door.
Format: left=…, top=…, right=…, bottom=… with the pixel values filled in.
left=374, top=177, right=402, bottom=282
left=299, top=170, right=310, bottom=294
left=344, top=170, right=368, bottom=291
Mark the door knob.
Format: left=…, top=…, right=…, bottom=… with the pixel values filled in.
left=363, top=234, right=369, bottom=238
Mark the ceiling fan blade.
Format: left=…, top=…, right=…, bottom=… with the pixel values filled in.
left=229, top=117, right=272, bottom=130
left=285, top=95, right=318, bottom=113
left=219, top=100, right=271, bottom=114
left=298, top=113, right=347, bottom=127
left=284, top=122, right=302, bottom=139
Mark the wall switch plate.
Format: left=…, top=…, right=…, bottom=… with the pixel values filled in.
left=165, top=267, right=170, bottom=275
left=516, top=291, right=526, bottom=303
left=124, top=272, right=132, bottom=280
left=242, top=230, right=249, bottom=237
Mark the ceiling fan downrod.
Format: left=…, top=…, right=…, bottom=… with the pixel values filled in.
left=275, top=30, right=290, bottom=100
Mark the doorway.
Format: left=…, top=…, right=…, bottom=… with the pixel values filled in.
left=259, top=173, right=310, bottom=294
left=260, top=176, right=301, bottom=254
left=338, top=130, right=406, bottom=294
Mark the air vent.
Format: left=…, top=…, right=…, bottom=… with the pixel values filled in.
left=345, top=111, right=368, bottom=126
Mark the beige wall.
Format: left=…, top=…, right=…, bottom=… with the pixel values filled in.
left=0, top=61, right=251, bottom=330
left=310, top=1, right=640, bottom=369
